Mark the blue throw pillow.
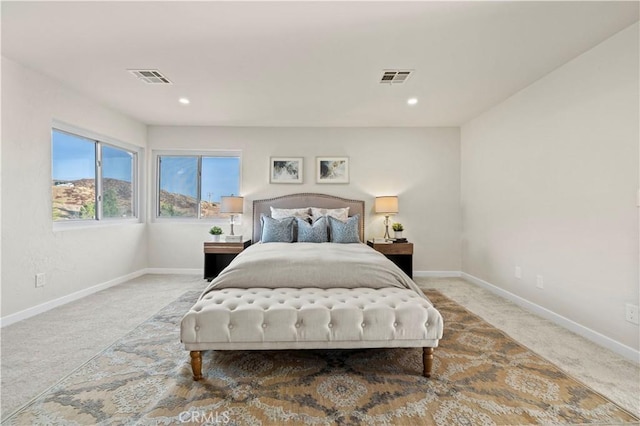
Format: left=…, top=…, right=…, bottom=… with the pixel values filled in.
left=297, top=216, right=328, bottom=243
left=328, top=214, right=360, bottom=243
left=261, top=214, right=295, bottom=243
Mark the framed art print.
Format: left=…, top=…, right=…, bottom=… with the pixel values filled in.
left=270, top=157, right=303, bottom=184
left=316, top=157, right=349, bottom=184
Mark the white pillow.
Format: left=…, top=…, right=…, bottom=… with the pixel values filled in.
left=270, top=207, right=311, bottom=222
left=310, top=207, right=349, bottom=222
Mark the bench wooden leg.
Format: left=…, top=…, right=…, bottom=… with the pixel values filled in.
left=190, top=351, right=203, bottom=381
left=423, top=347, right=434, bottom=378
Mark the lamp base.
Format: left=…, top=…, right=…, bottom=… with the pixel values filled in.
left=383, top=215, right=391, bottom=240
left=225, top=235, right=243, bottom=242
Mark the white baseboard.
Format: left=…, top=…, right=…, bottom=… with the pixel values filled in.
left=413, top=271, right=462, bottom=278
left=0, top=269, right=147, bottom=328
left=143, top=268, right=201, bottom=275
left=461, top=272, right=640, bottom=363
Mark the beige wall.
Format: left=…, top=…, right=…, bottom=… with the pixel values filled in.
left=147, top=126, right=461, bottom=273
left=1, top=57, right=148, bottom=318
left=460, top=24, right=639, bottom=350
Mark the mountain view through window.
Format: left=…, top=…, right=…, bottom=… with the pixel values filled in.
left=52, top=129, right=136, bottom=221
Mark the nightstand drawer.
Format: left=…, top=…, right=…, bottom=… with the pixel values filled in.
left=204, top=241, right=249, bottom=254
left=367, top=242, right=413, bottom=255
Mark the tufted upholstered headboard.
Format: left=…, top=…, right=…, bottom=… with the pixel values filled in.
left=252, top=193, right=365, bottom=243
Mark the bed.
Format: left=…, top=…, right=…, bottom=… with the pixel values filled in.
left=180, top=193, right=443, bottom=380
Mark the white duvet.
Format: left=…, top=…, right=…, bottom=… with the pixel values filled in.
left=201, top=242, right=430, bottom=303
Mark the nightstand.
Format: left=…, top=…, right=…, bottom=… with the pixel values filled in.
left=367, top=240, right=414, bottom=278
left=203, top=239, right=251, bottom=281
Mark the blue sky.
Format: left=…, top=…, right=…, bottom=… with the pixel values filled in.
left=159, top=156, right=240, bottom=202
left=52, top=130, right=132, bottom=181
left=53, top=130, right=240, bottom=202
left=202, top=157, right=240, bottom=202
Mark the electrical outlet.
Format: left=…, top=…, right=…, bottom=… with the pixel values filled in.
left=515, top=266, right=522, bottom=279
left=35, top=273, right=45, bottom=288
left=536, top=275, right=544, bottom=289
left=625, top=304, right=639, bottom=325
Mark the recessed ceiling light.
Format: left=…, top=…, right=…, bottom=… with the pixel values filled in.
left=179, top=98, right=190, bottom=105
left=407, top=98, right=418, bottom=106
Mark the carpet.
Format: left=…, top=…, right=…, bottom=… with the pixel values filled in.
left=3, top=290, right=637, bottom=426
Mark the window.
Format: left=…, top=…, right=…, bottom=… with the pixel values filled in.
left=156, top=153, right=241, bottom=219
left=52, top=127, right=138, bottom=222
left=102, top=144, right=136, bottom=218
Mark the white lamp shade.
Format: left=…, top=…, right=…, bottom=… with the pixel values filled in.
left=375, top=196, right=399, bottom=214
left=220, top=196, right=244, bottom=214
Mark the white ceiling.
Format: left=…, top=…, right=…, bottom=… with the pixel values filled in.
left=2, top=1, right=638, bottom=127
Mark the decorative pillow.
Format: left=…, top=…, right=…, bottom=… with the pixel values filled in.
left=310, top=207, right=349, bottom=222
left=296, top=216, right=328, bottom=243
left=270, top=207, right=311, bottom=222
left=328, top=214, right=360, bottom=243
left=261, top=214, right=295, bottom=243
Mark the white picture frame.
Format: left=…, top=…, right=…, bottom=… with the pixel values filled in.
left=270, top=157, right=303, bottom=184
left=316, top=157, right=349, bottom=184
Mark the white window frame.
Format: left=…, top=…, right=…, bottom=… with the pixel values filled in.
left=152, top=149, right=242, bottom=223
left=52, top=120, right=143, bottom=230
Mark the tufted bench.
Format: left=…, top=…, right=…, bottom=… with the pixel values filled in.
left=181, top=287, right=443, bottom=379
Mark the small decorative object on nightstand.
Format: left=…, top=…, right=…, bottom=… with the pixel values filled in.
left=203, top=239, right=251, bottom=281
left=209, top=226, right=223, bottom=242
left=367, top=239, right=413, bottom=278
left=392, top=222, right=404, bottom=239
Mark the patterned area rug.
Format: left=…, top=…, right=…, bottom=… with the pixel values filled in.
left=4, top=290, right=637, bottom=425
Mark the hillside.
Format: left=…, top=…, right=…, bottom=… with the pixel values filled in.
left=52, top=178, right=220, bottom=219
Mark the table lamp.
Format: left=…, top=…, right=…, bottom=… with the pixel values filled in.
left=375, top=196, right=399, bottom=240
left=220, top=195, right=243, bottom=241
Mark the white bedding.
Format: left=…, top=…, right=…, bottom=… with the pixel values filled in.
left=201, top=242, right=431, bottom=302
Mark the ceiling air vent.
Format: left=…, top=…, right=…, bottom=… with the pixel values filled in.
left=380, top=69, right=413, bottom=84
left=128, top=69, right=172, bottom=84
